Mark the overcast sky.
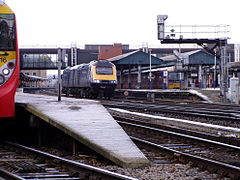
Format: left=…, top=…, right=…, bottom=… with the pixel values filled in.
left=6, top=0, right=240, bottom=48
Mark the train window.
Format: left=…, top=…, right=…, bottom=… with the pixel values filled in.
left=168, top=72, right=184, bottom=81
left=0, top=14, right=15, bottom=51
left=96, top=67, right=113, bottom=75
left=168, top=72, right=178, bottom=81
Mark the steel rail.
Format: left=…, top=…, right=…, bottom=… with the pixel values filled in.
left=114, top=120, right=240, bottom=178
left=117, top=121, right=240, bottom=152
left=2, top=141, right=138, bottom=180
left=113, top=91, right=240, bottom=110
left=103, top=101, right=240, bottom=122
left=0, top=168, right=25, bottom=180
left=131, top=136, right=240, bottom=178
left=112, top=114, right=240, bottom=146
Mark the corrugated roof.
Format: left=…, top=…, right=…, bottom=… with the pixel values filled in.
left=107, top=50, right=140, bottom=62
left=107, top=49, right=164, bottom=66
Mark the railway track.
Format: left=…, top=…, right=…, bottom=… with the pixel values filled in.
left=112, top=114, right=240, bottom=147
left=114, top=117, right=240, bottom=179
left=102, top=100, right=240, bottom=128
left=0, top=141, right=137, bottom=180
left=112, top=91, right=240, bottom=118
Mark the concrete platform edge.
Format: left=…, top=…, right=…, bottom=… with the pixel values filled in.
left=17, top=102, right=149, bottom=168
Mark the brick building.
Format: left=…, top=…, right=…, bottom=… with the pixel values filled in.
left=98, top=43, right=123, bottom=60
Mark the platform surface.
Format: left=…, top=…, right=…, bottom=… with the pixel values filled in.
left=115, top=88, right=215, bottom=103
left=16, top=92, right=149, bottom=168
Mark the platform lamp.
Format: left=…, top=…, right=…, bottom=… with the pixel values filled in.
left=57, top=48, right=66, bottom=101
left=149, top=48, right=152, bottom=89
left=214, top=49, right=217, bottom=88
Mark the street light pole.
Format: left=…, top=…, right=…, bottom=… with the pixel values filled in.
left=149, top=49, right=152, bottom=89
left=214, top=49, right=217, bottom=88
left=57, top=48, right=66, bottom=102
left=57, top=48, right=62, bottom=101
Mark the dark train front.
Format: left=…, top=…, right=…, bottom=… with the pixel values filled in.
left=62, top=60, right=117, bottom=99
left=0, top=1, right=19, bottom=117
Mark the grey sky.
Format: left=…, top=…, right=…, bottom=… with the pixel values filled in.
left=7, top=0, right=239, bottom=47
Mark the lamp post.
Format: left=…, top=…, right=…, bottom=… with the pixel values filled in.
left=57, top=48, right=66, bottom=102
left=149, top=49, right=152, bottom=89
left=214, top=49, right=217, bottom=88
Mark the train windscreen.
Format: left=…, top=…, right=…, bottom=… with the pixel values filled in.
left=0, top=14, right=15, bottom=51
left=96, top=67, right=113, bottom=75
left=168, top=72, right=183, bottom=81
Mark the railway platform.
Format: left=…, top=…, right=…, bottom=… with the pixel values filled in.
left=115, top=88, right=221, bottom=103
left=15, top=92, right=149, bottom=168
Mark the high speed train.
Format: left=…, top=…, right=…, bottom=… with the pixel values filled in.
left=0, top=1, right=19, bottom=117
left=62, top=60, right=117, bottom=99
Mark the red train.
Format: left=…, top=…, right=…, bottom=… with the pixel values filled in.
left=0, top=1, right=19, bottom=117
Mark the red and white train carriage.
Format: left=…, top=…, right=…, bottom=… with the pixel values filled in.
left=0, top=0, right=19, bottom=117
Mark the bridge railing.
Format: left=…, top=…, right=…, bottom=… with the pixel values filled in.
left=20, top=53, right=68, bottom=69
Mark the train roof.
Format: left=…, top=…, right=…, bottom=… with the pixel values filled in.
left=67, top=63, right=89, bottom=71
left=63, top=60, right=115, bottom=72
left=90, top=60, right=115, bottom=67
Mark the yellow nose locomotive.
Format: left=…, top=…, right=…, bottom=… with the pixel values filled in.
left=62, top=60, right=117, bottom=99
left=0, top=1, right=19, bottom=117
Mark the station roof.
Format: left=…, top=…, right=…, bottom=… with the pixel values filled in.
left=161, top=50, right=218, bottom=65
left=108, top=50, right=164, bottom=67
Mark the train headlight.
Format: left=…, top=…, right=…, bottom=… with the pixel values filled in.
left=2, top=68, right=10, bottom=75
left=93, top=80, right=101, bottom=83
left=110, top=80, right=117, bottom=84
left=0, top=75, right=5, bottom=85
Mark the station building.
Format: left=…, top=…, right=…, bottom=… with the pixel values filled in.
left=106, top=48, right=217, bottom=90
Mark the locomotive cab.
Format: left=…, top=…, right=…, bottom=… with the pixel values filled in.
left=62, top=60, right=117, bottom=99
left=0, top=1, right=19, bottom=117
left=0, top=11, right=16, bottom=86
left=90, top=60, right=117, bottom=98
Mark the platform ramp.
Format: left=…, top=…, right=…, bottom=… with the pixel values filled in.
left=16, top=92, right=149, bottom=168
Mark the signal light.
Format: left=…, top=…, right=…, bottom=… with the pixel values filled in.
left=7, top=62, right=15, bottom=69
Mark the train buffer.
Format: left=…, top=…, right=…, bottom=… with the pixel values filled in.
left=15, top=92, right=149, bottom=168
